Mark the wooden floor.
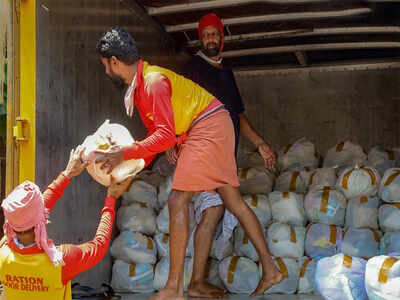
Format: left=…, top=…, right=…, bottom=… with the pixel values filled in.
left=120, top=293, right=323, bottom=300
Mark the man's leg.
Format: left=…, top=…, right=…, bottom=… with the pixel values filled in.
left=217, top=185, right=283, bottom=296
left=148, top=189, right=193, bottom=300
left=188, top=205, right=227, bottom=298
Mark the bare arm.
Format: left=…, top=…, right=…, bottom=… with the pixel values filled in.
left=239, top=113, right=275, bottom=169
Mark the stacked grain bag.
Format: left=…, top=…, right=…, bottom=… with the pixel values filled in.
left=237, top=166, right=275, bottom=195
left=258, top=139, right=318, bottom=295
left=111, top=180, right=159, bottom=293
left=277, top=137, right=320, bottom=172
left=365, top=255, right=400, bottom=299
left=303, top=141, right=368, bottom=295
left=368, top=146, right=399, bottom=177
left=334, top=152, right=382, bottom=260
left=315, top=253, right=368, bottom=300
left=323, top=140, right=367, bottom=173
left=108, top=137, right=400, bottom=297
left=378, top=168, right=400, bottom=256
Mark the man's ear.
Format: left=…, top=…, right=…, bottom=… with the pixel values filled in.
left=110, top=56, right=119, bottom=66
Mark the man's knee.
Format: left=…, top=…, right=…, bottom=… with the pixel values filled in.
left=201, top=205, right=224, bottom=224
left=168, top=190, right=192, bottom=211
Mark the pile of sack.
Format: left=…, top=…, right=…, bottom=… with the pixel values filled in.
left=85, top=131, right=400, bottom=297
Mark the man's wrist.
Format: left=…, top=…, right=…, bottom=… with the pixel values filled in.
left=62, top=170, right=73, bottom=179
left=256, top=142, right=267, bottom=149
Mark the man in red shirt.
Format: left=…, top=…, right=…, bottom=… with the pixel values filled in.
left=95, top=26, right=283, bottom=300
left=0, top=146, right=132, bottom=300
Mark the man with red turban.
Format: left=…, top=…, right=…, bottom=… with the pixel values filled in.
left=182, top=13, right=282, bottom=297
left=0, top=146, right=132, bottom=300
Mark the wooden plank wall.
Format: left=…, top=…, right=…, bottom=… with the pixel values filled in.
left=35, top=0, right=180, bottom=287
left=235, top=67, right=400, bottom=161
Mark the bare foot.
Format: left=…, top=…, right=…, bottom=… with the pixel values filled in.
left=147, top=287, right=186, bottom=300
left=188, top=282, right=228, bottom=298
left=250, top=271, right=284, bottom=296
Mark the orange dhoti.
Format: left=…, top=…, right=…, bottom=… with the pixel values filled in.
left=172, top=109, right=240, bottom=191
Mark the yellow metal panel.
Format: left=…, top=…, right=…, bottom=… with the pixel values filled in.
left=6, top=0, right=20, bottom=195
left=19, top=0, right=35, bottom=182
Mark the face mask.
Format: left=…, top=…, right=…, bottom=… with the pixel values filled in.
left=202, top=41, right=221, bottom=57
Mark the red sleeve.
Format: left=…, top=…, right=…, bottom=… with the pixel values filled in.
left=43, top=173, right=70, bottom=212
left=60, top=197, right=116, bottom=285
left=123, top=75, right=176, bottom=164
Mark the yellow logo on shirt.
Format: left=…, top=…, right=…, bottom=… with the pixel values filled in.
left=146, top=113, right=154, bottom=121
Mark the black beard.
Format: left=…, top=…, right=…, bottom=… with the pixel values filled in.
left=107, top=73, right=127, bottom=91
left=202, top=42, right=220, bottom=57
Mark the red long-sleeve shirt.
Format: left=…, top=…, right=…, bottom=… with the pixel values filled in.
left=6, top=173, right=115, bottom=285
left=122, top=60, right=221, bottom=166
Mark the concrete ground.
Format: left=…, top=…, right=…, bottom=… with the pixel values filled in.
left=120, top=293, right=323, bottom=300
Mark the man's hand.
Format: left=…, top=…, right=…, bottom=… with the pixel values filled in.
left=258, top=143, right=276, bottom=170
left=107, top=176, right=133, bottom=199
left=94, top=145, right=125, bottom=174
left=63, top=146, right=89, bottom=179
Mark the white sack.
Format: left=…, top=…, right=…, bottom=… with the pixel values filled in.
left=304, top=186, right=346, bottom=226
left=315, top=253, right=367, bottom=300
left=263, top=257, right=299, bottom=294
left=275, top=170, right=308, bottom=194
left=337, top=166, right=380, bottom=199
left=380, top=232, right=400, bottom=256
left=277, top=137, right=320, bottom=172
left=156, top=203, right=196, bottom=234
left=305, top=223, right=342, bottom=259
left=209, top=235, right=234, bottom=261
left=154, top=256, right=193, bottom=291
left=111, top=260, right=154, bottom=293
left=116, top=202, right=156, bottom=235
left=297, top=257, right=318, bottom=294
left=81, top=120, right=145, bottom=186
left=233, top=226, right=264, bottom=262
left=242, top=194, right=271, bottom=228
left=378, top=203, right=400, bottom=232
left=158, top=175, right=173, bottom=209
left=266, top=222, right=305, bottom=258
left=219, top=256, right=260, bottom=294
left=368, top=146, right=398, bottom=176
left=269, top=191, right=306, bottom=226
left=238, top=167, right=275, bottom=195
left=205, top=259, right=225, bottom=290
left=379, top=168, right=400, bottom=203
left=110, top=231, right=157, bottom=264
left=342, top=228, right=381, bottom=258
left=365, top=255, right=400, bottom=300
left=345, top=196, right=379, bottom=229
left=154, top=233, right=170, bottom=258
left=122, top=179, right=158, bottom=210
left=237, top=151, right=266, bottom=169
left=323, top=140, right=367, bottom=169
left=307, top=168, right=337, bottom=191
left=155, top=231, right=193, bottom=259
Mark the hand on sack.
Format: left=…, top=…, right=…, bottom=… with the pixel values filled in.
left=94, top=145, right=125, bottom=174
left=107, top=176, right=133, bottom=198
left=165, top=146, right=177, bottom=165
left=63, top=145, right=89, bottom=179
left=258, top=143, right=276, bottom=170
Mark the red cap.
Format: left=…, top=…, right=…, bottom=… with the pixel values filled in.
left=198, top=13, right=224, bottom=52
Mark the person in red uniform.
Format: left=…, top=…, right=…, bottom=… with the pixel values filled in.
left=0, top=146, right=133, bottom=300
left=95, top=26, right=283, bottom=300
